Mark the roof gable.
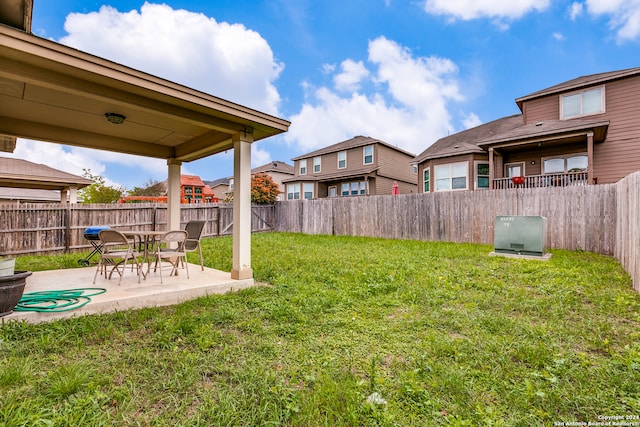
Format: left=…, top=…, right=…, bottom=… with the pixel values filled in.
left=251, top=161, right=294, bottom=174
left=516, top=67, right=640, bottom=110
left=0, top=156, right=93, bottom=190
left=413, top=115, right=523, bottom=163
left=180, top=174, right=205, bottom=187
left=292, top=136, right=415, bottom=161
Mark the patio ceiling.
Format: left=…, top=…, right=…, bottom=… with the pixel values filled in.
left=0, top=23, right=290, bottom=162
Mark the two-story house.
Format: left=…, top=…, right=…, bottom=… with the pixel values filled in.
left=413, top=67, right=640, bottom=192
left=204, top=161, right=294, bottom=201
left=181, top=175, right=217, bottom=203
left=282, top=136, right=417, bottom=200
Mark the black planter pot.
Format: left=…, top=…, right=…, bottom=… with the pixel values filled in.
left=0, top=270, right=32, bottom=317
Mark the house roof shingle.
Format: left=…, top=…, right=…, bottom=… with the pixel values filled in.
left=515, top=67, right=640, bottom=109
left=251, top=161, right=294, bottom=175
left=291, top=136, right=415, bottom=161
left=477, top=118, right=610, bottom=146
left=412, top=115, right=523, bottom=163
left=180, top=175, right=205, bottom=187
left=0, top=157, right=93, bottom=190
left=282, top=166, right=380, bottom=183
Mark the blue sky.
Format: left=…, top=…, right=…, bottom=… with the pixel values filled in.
left=6, top=0, right=640, bottom=190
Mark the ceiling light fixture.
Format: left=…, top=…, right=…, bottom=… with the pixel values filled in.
left=104, top=112, right=126, bottom=124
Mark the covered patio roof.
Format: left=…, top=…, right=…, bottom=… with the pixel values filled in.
left=0, top=24, right=289, bottom=161
left=0, top=10, right=290, bottom=280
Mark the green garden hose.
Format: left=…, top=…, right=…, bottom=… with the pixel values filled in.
left=14, top=288, right=107, bottom=313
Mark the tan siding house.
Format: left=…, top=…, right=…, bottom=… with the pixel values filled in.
left=414, top=67, right=640, bottom=191
left=283, top=136, right=417, bottom=199
left=204, top=161, right=293, bottom=201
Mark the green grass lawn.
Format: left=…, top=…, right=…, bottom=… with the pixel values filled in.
left=2, top=232, right=640, bottom=426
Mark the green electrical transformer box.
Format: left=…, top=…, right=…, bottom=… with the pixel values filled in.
left=494, top=216, right=547, bottom=256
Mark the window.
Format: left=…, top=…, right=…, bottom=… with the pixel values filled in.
left=505, top=163, right=524, bottom=178
left=184, top=187, right=193, bottom=194
left=543, top=154, right=588, bottom=174
left=303, top=183, right=313, bottom=199
left=195, top=187, right=202, bottom=194
left=476, top=163, right=489, bottom=189
left=435, top=162, right=468, bottom=191
left=229, top=178, right=234, bottom=191
left=423, top=169, right=430, bottom=192
left=561, top=87, right=604, bottom=119
left=338, top=151, right=347, bottom=169
left=313, top=157, right=321, bottom=173
left=363, top=145, right=374, bottom=164
left=287, top=184, right=300, bottom=200
left=299, top=159, right=307, bottom=175
left=329, top=186, right=337, bottom=197
left=340, top=181, right=366, bottom=196
left=351, top=182, right=359, bottom=195
left=413, top=164, right=418, bottom=175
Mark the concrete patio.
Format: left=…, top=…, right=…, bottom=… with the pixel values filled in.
left=2, top=264, right=258, bottom=324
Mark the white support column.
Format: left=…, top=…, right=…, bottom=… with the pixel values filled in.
left=231, top=130, right=254, bottom=280
left=167, top=159, right=182, bottom=231
left=68, top=186, right=78, bottom=204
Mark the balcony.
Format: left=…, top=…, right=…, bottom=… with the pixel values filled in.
left=493, top=171, right=589, bottom=189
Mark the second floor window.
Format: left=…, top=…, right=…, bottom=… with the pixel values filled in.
left=561, top=87, right=604, bottom=119
left=543, top=154, right=587, bottom=174
left=363, top=146, right=374, bottom=165
left=338, top=151, right=346, bottom=169
left=299, top=159, right=307, bottom=175
left=313, top=157, right=321, bottom=173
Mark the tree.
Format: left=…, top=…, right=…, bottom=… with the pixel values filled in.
left=251, top=173, right=280, bottom=204
left=78, top=169, right=124, bottom=203
left=223, top=173, right=280, bottom=204
left=128, top=179, right=165, bottom=196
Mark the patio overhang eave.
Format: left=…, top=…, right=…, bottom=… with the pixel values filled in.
left=0, top=24, right=290, bottom=162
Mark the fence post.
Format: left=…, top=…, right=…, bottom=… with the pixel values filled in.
left=64, top=204, right=71, bottom=253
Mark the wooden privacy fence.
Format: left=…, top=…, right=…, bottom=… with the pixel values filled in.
left=276, top=171, right=640, bottom=293
left=0, top=203, right=275, bottom=256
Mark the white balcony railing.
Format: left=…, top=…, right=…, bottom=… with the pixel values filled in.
left=493, top=172, right=589, bottom=190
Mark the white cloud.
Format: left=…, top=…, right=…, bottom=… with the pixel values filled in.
left=584, top=0, right=640, bottom=41
left=322, top=63, right=336, bottom=74
left=60, top=2, right=283, bottom=115
left=12, top=3, right=285, bottom=188
left=423, top=0, right=550, bottom=21
left=333, top=60, right=370, bottom=92
left=3, top=139, right=166, bottom=188
left=7, top=140, right=104, bottom=177
left=569, top=2, right=584, bottom=20
left=284, top=37, right=469, bottom=155
left=462, top=112, right=482, bottom=129
left=252, top=144, right=272, bottom=168
left=552, top=32, right=566, bottom=41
